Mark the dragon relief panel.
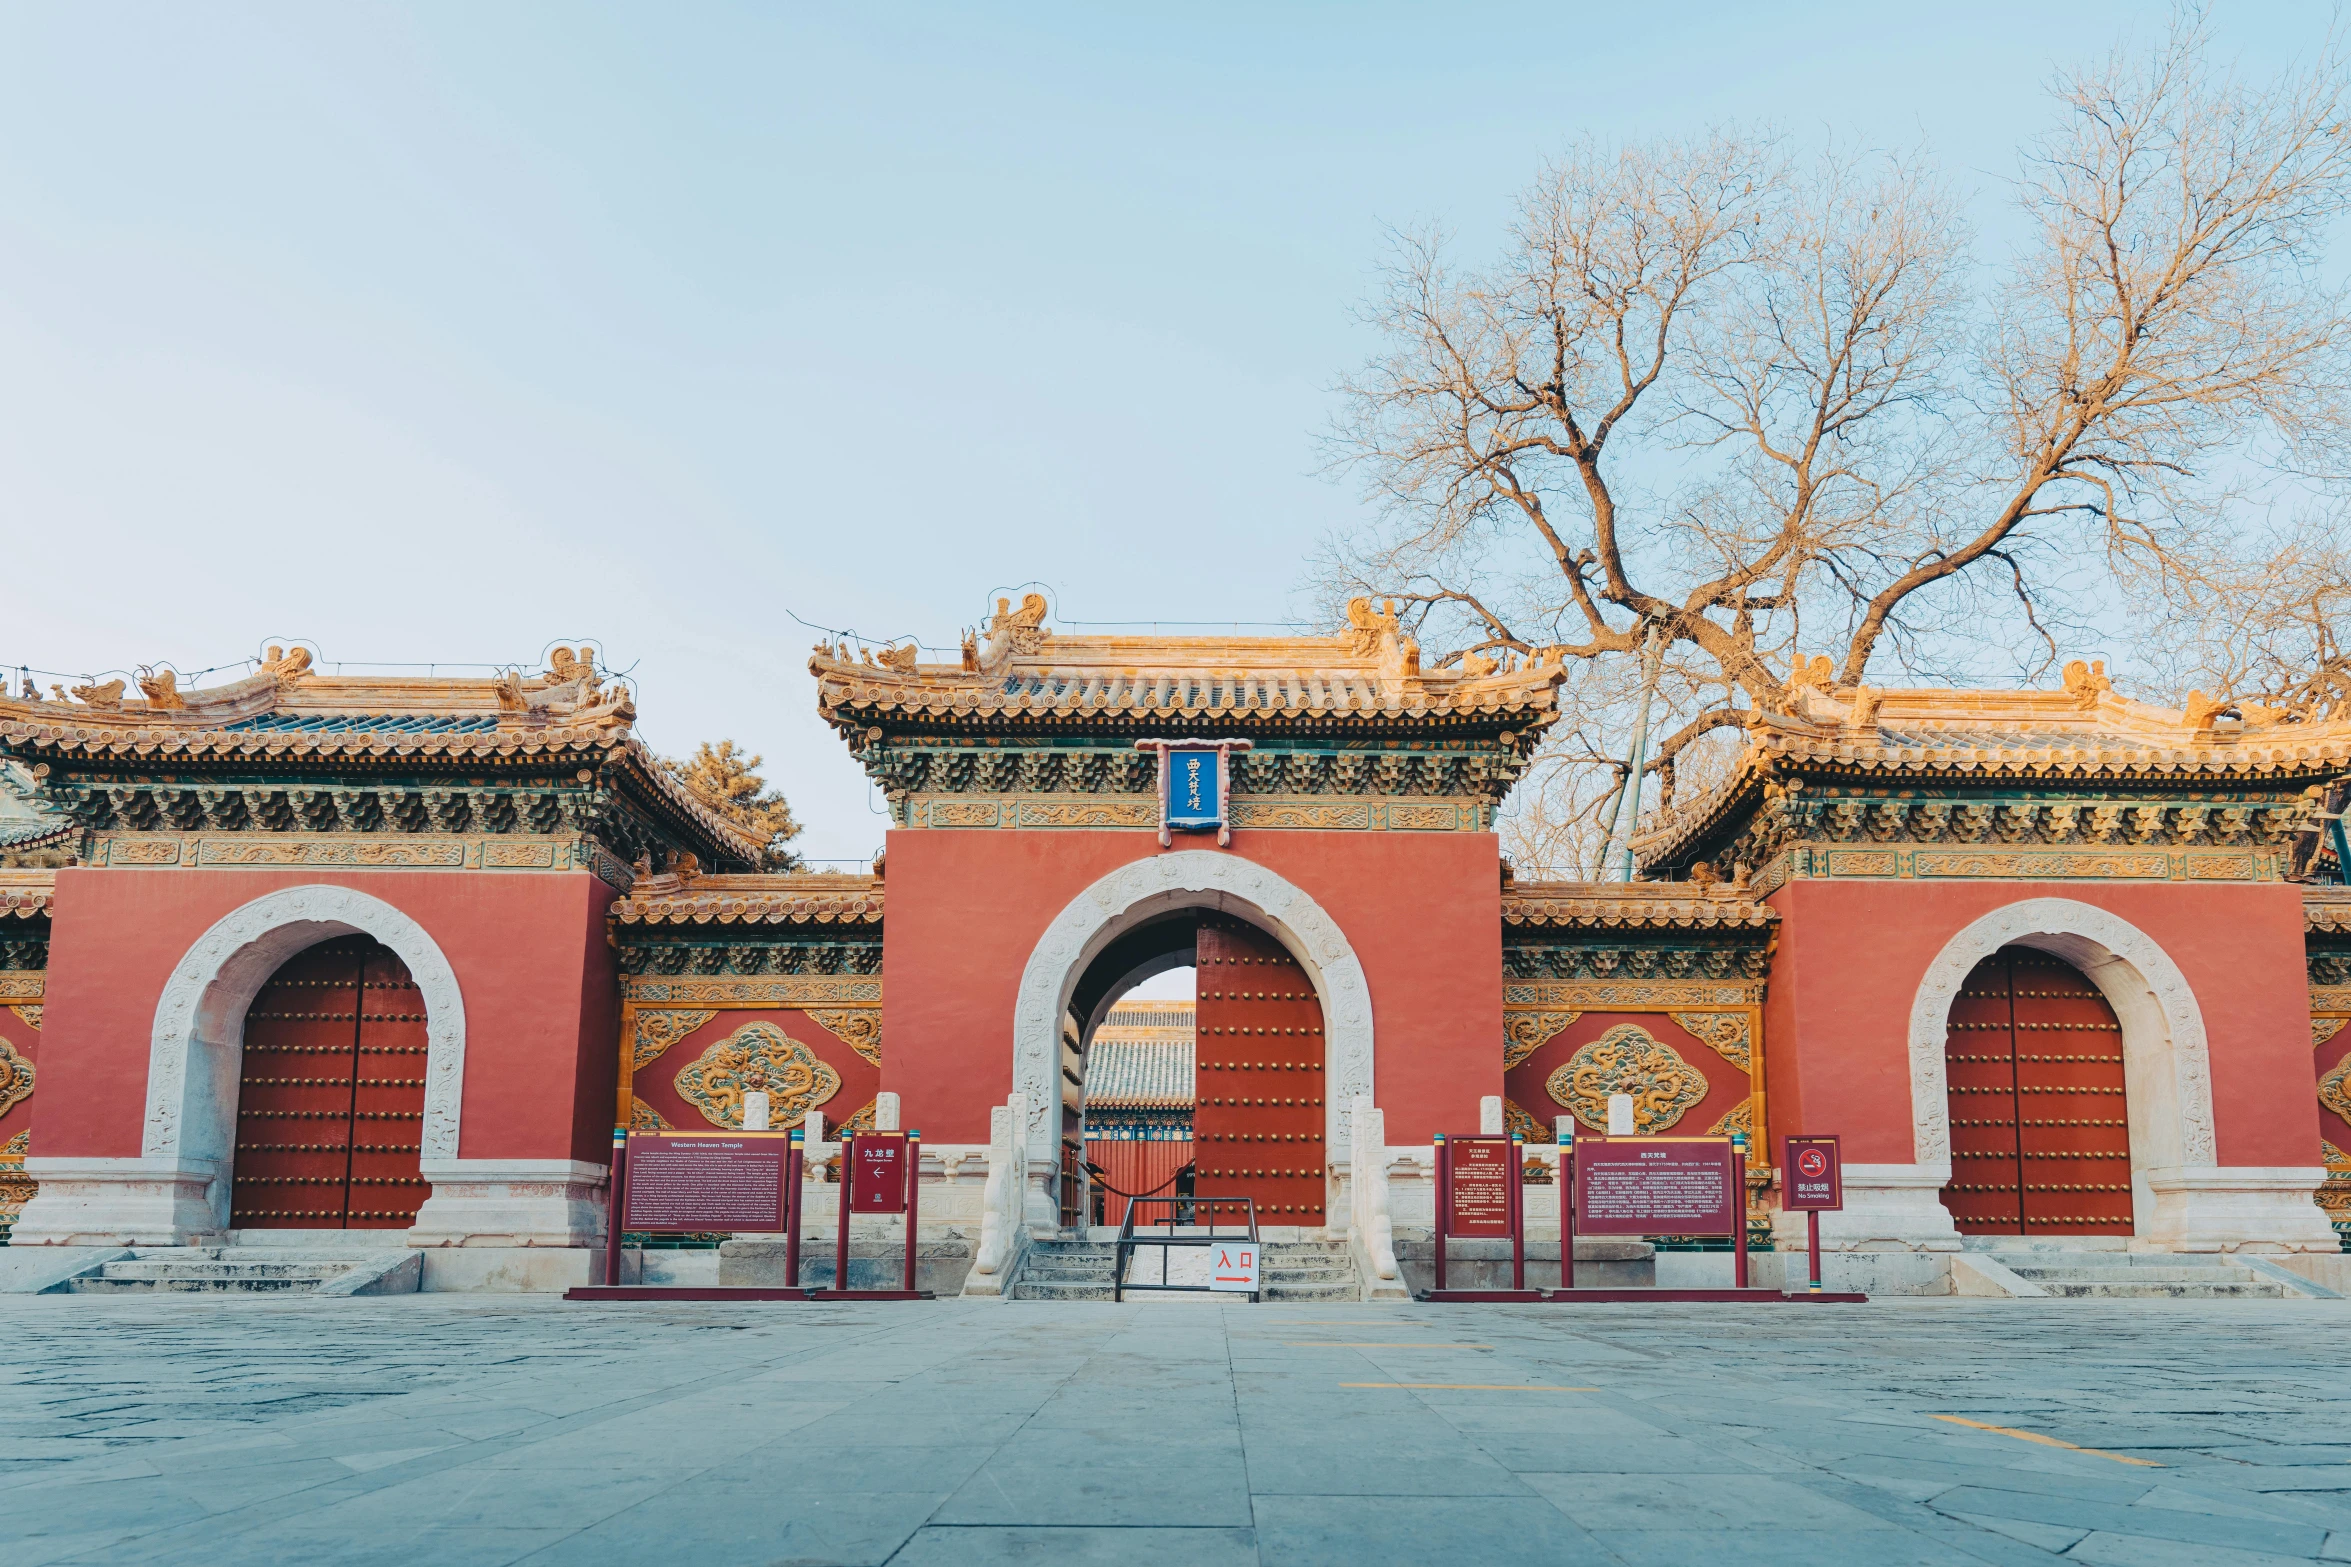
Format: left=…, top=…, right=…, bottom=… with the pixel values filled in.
left=631, top=1008, right=716, bottom=1071
left=1669, top=1011, right=1751, bottom=1073
left=1546, top=1023, right=1709, bottom=1133
left=674, top=1021, right=842, bottom=1131
left=1503, top=1010, right=1580, bottom=1070
left=0, top=1033, right=30, bottom=1117
left=805, top=1008, right=881, bottom=1067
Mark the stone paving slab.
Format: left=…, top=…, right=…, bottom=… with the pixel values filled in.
left=0, top=1294, right=2348, bottom=1563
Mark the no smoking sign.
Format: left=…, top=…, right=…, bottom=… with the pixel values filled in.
left=1782, top=1136, right=1843, bottom=1212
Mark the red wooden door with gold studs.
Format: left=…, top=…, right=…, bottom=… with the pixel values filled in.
left=1192, top=921, right=1325, bottom=1226
left=1942, top=945, right=2132, bottom=1236
left=230, top=935, right=430, bottom=1230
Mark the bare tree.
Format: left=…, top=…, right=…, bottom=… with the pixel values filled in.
left=1323, top=11, right=2351, bottom=868
left=2136, top=514, right=2351, bottom=718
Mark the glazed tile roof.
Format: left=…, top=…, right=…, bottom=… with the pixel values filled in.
left=1636, top=663, right=2351, bottom=871
left=1087, top=1001, right=1195, bottom=1109
left=811, top=594, right=1568, bottom=735
left=1502, top=880, right=1776, bottom=931
left=0, top=871, right=53, bottom=918
left=221, top=713, right=503, bottom=735
left=2310, top=890, right=2351, bottom=936
left=611, top=873, right=883, bottom=927
left=0, top=646, right=765, bottom=866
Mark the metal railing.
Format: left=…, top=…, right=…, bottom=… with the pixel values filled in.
left=1113, top=1195, right=1259, bottom=1303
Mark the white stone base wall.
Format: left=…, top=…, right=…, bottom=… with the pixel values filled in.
left=2142, top=1166, right=2338, bottom=1252
left=408, top=1159, right=607, bottom=1248
left=11, top=1157, right=223, bottom=1246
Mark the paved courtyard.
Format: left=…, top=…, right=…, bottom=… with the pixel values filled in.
left=4, top=1294, right=2351, bottom=1565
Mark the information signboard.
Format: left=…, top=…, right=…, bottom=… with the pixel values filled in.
left=1574, top=1136, right=1738, bottom=1236
left=1447, top=1136, right=1515, bottom=1237
left=849, top=1133, right=909, bottom=1214
left=1208, top=1241, right=1259, bottom=1293
left=1782, top=1136, right=1843, bottom=1212
left=622, top=1132, right=793, bottom=1233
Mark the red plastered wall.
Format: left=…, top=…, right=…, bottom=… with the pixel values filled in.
left=1764, top=878, right=2317, bottom=1167
left=881, top=828, right=1502, bottom=1143
left=36, top=868, right=618, bottom=1165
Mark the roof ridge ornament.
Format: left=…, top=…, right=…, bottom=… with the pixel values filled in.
left=979, top=593, right=1052, bottom=674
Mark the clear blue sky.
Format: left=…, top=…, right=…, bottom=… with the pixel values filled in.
left=0, top=4, right=2324, bottom=862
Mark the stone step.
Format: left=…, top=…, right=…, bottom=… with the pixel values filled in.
left=97, top=1260, right=356, bottom=1281
left=2005, top=1265, right=2259, bottom=1285
left=2036, top=1280, right=2284, bottom=1299
left=2000, top=1256, right=2247, bottom=1269
left=69, top=1274, right=327, bottom=1294
left=1011, top=1280, right=1119, bottom=1302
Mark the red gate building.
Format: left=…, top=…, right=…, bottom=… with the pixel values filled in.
left=1, top=607, right=2345, bottom=1292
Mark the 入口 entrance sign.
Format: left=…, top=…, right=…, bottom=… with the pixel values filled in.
left=622, top=1131, right=794, bottom=1233
left=1208, top=1241, right=1259, bottom=1292
left=1782, top=1136, right=1843, bottom=1212
left=1575, top=1136, right=1740, bottom=1235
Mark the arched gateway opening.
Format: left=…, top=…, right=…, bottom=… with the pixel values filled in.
left=228, top=935, right=430, bottom=1230
left=1062, top=912, right=1327, bottom=1231
left=1014, top=851, right=1373, bottom=1237
left=1941, top=944, right=2132, bottom=1236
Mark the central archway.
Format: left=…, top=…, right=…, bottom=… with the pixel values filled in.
left=1012, top=852, right=1373, bottom=1226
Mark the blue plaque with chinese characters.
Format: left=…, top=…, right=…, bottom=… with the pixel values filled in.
left=1166, top=747, right=1220, bottom=829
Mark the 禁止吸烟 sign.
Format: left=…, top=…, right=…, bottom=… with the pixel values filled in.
left=1782, top=1135, right=1843, bottom=1212
left=1447, top=1136, right=1515, bottom=1237
left=1573, top=1137, right=1739, bottom=1235
left=622, top=1131, right=793, bottom=1232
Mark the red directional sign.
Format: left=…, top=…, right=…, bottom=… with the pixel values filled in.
left=1781, top=1135, right=1843, bottom=1212
left=849, top=1133, right=909, bottom=1214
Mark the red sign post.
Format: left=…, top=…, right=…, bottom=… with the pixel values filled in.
left=1780, top=1134, right=1844, bottom=1295
left=1424, top=1133, right=1539, bottom=1302
left=1574, top=1134, right=1748, bottom=1288
left=824, top=1130, right=933, bottom=1300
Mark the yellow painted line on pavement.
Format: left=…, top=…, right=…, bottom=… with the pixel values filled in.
left=1281, top=1342, right=1494, bottom=1349
left=1342, top=1383, right=1600, bottom=1391
left=1933, top=1415, right=2162, bottom=1467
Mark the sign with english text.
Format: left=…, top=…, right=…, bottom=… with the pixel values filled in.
left=1573, top=1136, right=1739, bottom=1236
left=1781, top=1135, right=1844, bottom=1212
left=622, top=1131, right=794, bottom=1233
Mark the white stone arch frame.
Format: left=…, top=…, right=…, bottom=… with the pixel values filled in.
left=1908, top=895, right=2215, bottom=1239
left=142, top=884, right=466, bottom=1231
left=1012, top=852, right=1373, bottom=1179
